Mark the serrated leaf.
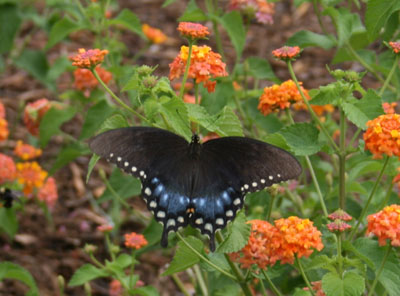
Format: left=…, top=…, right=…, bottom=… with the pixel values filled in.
left=0, top=262, right=39, bottom=296
left=39, top=106, right=77, bottom=147
left=214, top=106, right=243, bottom=136
left=310, top=83, right=341, bottom=106
left=80, top=100, right=114, bottom=140
left=216, top=11, right=246, bottom=58
left=365, top=0, right=400, bottom=41
left=287, top=30, right=336, bottom=49
left=322, top=271, right=365, bottom=296
left=159, top=97, right=192, bottom=141
left=162, top=236, right=203, bottom=276
left=246, top=57, right=277, bottom=81
left=68, top=264, right=108, bottom=286
left=186, top=103, right=218, bottom=132
left=99, top=168, right=141, bottom=202
left=109, top=9, right=145, bottom=39
left=97, top=114, right=129, bottom=133
left=0, top=3, right=21, bottom=54
left=217, top=212, right=250, bottom=253
left=86, top=154, right=100, bottom=183
left=280, top=123, right=323, bottom=155
left=342, top=240, right=374, bottom=269
left=46, top=17, right=81, bottom=49
left=304, top=255, right=335, bottom=272
left=15, top=49, right=49, bottom=85
left=0, top=208, right=17, bottom=238
left=354, top=238, right=400, bottom=296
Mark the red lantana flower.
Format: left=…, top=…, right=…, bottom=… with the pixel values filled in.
left=142, top=24, right=167, bottom=44
left=14, top=141, right=42, bottom=160
left=74, top=67, right=112, bottom=97
left=383, top=102, right=397, bottom=114
left=303, top=281, right=326, bottom=296
left=16, top=162, right=48, bottom=195
left=228, top=0, right=275, bottom=24
left=97, top=224, right=113, bottom=233
left=327, top=219, right=352, bottom=233
left=70, top=48, right=108, bottom=68
left=389, top=41, right=400, bottom=54
left=23, top=99, right=51, bottom=136
left=367, top=204, right=400, bottom=247
left=124, top=232, right=148, bottom=249
left=363, top=114, right=400, bottom=159
left=0, top=153, right=16, bottom=184
left=177, top=22, right=210, bottom=39
left=38, top=177, right=58, bottom=208
left=169, top=45, right=227, bottom=93
left=328, top=209, right=352, bottom=221
left=272, top=46, right=301, bottom=61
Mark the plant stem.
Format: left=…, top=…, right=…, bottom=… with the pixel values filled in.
left=287, top=61, right=340, bottom=153
left=261, top=269, right=284, bottom=296
left=129, top=249, right=136, bottom=289
left=91, top=68, right=149, bottom=123
left=367, top=245, right=392, bottom=296
left=296, top=256, right=316, bottom=296
left=171, top=274, right=191, bottom=296
left=175, top=232, right=237, bottom=281
left=194, top=82, right=200, bottom=134
left=179, top=41, right=194, bottom=99
left=339, top=106, right=346, bottom=209
left=337, top=234, right=343, bottom=276
left=266, top=194, right=275, bottom=222
left=215, top=232, right=253, bottom=296
left=105, top=233, right=115, bottom=260
left=349, top=156, right=390, bottom=240
left=348, top=128, right=361, bottom=151
left=193, top=265, right=208, bottom=296
left=379, top=55, right=399, bottom=97
left=312, top=0, right=329, bottom=36
left=379, top=181, right=394, bottom=210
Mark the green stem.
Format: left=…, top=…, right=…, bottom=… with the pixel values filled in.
left=367, top=245, right=392, bottom=296
left=89, top=253, right=105, bottom=269
left=193, top=265, right=208, bottom=296
left=179, top=41, right=194, bottom=99
left=286, top=109, right=328, bottom=216
left=261, top=269, right=284, bottom=296
left=348, top=128, right=361, bottom=151
left=105, top=233, right=115, bottom=260
left=296, top=256, right=316, bottom=296
left=339, top=106, right=346, bottom=209
left=91, top=68, right=149, bottom=123
left=349, top=156, right=390, bottom=240
left=337, top=234, right=343, bottom=276
left=379, top=181, right=394, bottom=210
left=129, top=249, right=136, bottom=290
left=171, top=274, right=191, bottom=296
left=215, top=232, right=253, bottom=296
left=175, top=232, right=236, bottom=281
left=312, top=0, right=329, bottom=36
left=287, top=61, right=340, bottom=153
left=379, top=55, right=399, bottom=97
left=266, top=194, right=275, bottom=222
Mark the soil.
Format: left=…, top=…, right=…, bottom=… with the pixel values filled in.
left=0, top=0, right=371, bottom=295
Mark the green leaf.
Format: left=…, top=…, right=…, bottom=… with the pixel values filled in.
left=342, top=90, right=383, bottom=130
left=217, top=211, right=250, bottom=253
left=99, top=168, right=141, bottom=202
left=304, top=255, right=336, bottom=273
left=287, top=30, right=336, bottom=49
left=354, top=238, right=400, bottom=296
left=310, top=83, right=341, bottom=106
left=186, top=103, right=218, bottom=132
left=0, top=208, right=18, bottom=238
left=50, top=142, right=91, bottom=174
left=133, top=286, right=160, bottom=296
left=39, top=106, right=77, bottom=147
left=162, top=0, right=178, bottom=7
left=68, top=264, right=108, bottom=286
left=162, top=236, right=203, bottom=276
left=46, top=17, right=81, bottom=49
left=0, top=3, right=21, bottom=54
left=80, top=100, right=114, bottom=140
left=365, top=0, right=400, bottom=41
left=109, top=9, right=145, bottom=39
left=178, top=0, right=207, bottom=22
left=14, top=49, right=49, bottom=84
left=107, top=254, right=133, bottom=270
left=246, top=57, right=277, bottom=80
left=217, top=11, right=246, bottom=58
left=280, top=123, right=323, bottom=155
left=322, top=271, right=365, bottom=296
left=214, top=106, right=243, bottom=136
left=97, top=114, right=129, bottom=133
left=86, top=154, right=100, bottom=183
left=0, top=262, right=39, bottom=296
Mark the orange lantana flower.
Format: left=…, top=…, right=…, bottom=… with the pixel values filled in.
left=14, top=141, right=42, bottom=160
left=23, top=98, right=51, bottom=136
left=142, top=24, right=167, bottom=44
left=38, top=177, right=58, bottom=208
left=177, top=22, right=210, bottom=39
left=367, top=204, right=400, bottom=247
left=70, top=48, right=108, bottom=68
left=274, top=216, right=324, bottom=264
left=363, top=114, right=400, bottom=159
left=74, top=67, right=112, bottom=97
left=303, top=281, right=326, bottom=296
left=228, top=0, right=275, bottom=24
left=0, top=118, right=9, bottom=142
left=272, top=46, right=301, bottom=61
left=124, top=232, right=148, bottom=249
left=383, top=102, right=397, bottom=114
left=0, top=153, right=16, bottom=184
left=169, top=45, right=228, bottom=92
left=0, top=102, right=5, bottom=119
left=16, top=162, right=47, bottom=195
left=258, top=80, right=310, bottom=115
left=109, top=280, right=123, bottom=296
left=97, top=224, right=113, bottom=233
left=230, top=220, right=284, bottom=269
left=389, top=41, right=400, bottom=54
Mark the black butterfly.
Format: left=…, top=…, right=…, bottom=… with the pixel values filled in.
left=89, top=127, right=301, bottom=251
left=0, top=188, right=18, bottom=208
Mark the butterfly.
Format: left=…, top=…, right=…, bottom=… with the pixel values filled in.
left=0, top=188, right=19, bottom=208
left=89, top=127, right=301, bottom=251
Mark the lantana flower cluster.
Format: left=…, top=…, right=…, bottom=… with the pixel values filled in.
left=0, top=102, right=9, bottom=142
left=169, top=45, right=228, bottom=92
left=74, top=67, right=112, bottom=97
left=230, top=217, right=323, bottom=269
left=228, top=0, right=275, bottom=25
left=367, top=204, right=400, bottom=247
left=142, top=24, right=167, bottom=44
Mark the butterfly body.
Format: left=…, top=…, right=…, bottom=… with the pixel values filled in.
left=89, top=127, right=301, bottom=251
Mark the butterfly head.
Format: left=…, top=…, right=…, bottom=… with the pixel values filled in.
left=189, top=134, right=201, bottom=159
